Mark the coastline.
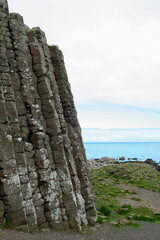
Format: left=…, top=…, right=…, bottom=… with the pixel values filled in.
left=84, top=142, right=160, bottom=163
left=87, top=157, right=160, bottom=171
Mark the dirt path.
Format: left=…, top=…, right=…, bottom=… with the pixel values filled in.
left=115, top=184, right=160, bottom=214
left=0, top=222, right=160, bottom=240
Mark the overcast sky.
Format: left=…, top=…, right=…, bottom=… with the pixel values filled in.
left=8, top=0, right=160, bottom=141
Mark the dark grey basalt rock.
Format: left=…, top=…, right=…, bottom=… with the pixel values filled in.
left=0, top=0, right=97, bottom=232
left=145, top=159, right=160, bottom=172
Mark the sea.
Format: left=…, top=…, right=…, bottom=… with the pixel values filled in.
left=84, top=142, right=160, bottom=164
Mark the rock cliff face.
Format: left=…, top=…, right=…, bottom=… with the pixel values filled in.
left=0, top=0, right=97, bottom=232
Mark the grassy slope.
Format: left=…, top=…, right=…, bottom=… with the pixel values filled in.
left=90, top=163, right=160, bottom=225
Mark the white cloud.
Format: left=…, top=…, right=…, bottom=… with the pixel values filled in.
left=63, top=19, right=160, bottom=111
left=82, top=128, right=160, bottom=142
left=77, top=103, right=160, bottom=129
left=8, top=0, right=160, bottom=128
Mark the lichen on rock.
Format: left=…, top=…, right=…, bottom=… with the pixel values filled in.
left=0, top=0, right=97, bottom=232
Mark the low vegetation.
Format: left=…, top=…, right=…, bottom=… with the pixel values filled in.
left=90, top=163, right=160, bottom=226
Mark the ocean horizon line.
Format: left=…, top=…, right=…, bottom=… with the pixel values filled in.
left=82, top=128, right=160, bottom=130
left=84, top=142, right=160, bottom=143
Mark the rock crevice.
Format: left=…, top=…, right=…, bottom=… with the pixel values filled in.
left=0, top=0, right=97, bottom=232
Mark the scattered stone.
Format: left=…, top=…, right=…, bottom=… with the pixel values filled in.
left=131, top=220, right=136, bottom=224
left=88, top=157, right=119, bottom=170
left=131, top=213, right=136, bottom=216
left=121, top=190, right=125, bottom=193
left=145, top=159, right=154, bottom=164
left=128, top=158, right=138, bottom=160
left=119, top=219, right=129, bottom=225
left=118, top=207, right=129, bottom=214
left=110, top=221, right=118, bottom=225
left=154, top=212, right=160, bottom=216
left=122, top=174, right=127, bottom=178
left=98, top=215, right=107, bottom=219
left=41, top=228, right=50, bottom=232
left=90, top=227, right=97, bottom=231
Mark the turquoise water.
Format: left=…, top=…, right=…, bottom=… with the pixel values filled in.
left=84, top=142, right=160, bottom=163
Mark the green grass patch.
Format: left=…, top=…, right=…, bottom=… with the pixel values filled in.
left=0, top=220, right=14, bottom=230
left=117, top=204, right=132, bottom=215
left=90, top=163, right=160, bottom=225
left=130, top=206, right=157, bottom=222
left=97, top=216, right=103, bottom=224
left=91, top=163, right=160, bottom=193
left=126, top=222, right=139, bottom=227
left=131, top=197, right=142, bottom=201
left=98, top=205, right=111, bottom=216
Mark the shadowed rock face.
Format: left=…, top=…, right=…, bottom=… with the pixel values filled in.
left=0, top=0, right=97, bottom=232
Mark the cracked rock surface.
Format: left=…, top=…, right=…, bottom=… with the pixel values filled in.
left=0, top=0, right=97, bottom=232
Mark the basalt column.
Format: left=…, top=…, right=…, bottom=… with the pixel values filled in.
left=50, top=47, right=97, bottom=222
left=0, top=0, right=97, bottom=232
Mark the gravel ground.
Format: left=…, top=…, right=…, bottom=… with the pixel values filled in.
left=0, top=222, right=160, bottom=240
left=115, top=184, right=160, bottom=214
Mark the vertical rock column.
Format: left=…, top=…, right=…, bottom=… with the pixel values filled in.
left=28, top=28, right=88, bottom=229
left=8, top=13, right=48, bottom=231
left=8, top=14, right=66, bottom=230
left=0, top=0, right=97, bottom=231
left=50, top=47, right=97, bottom=224
left=0, top=1, right=30, bottom=231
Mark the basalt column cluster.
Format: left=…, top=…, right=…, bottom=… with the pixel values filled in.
left=0, top=0, right=97, bottom=232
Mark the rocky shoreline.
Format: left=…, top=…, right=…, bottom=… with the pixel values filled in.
left=87, top=157, right=160, bottom=172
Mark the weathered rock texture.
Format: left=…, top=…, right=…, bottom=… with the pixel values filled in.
left=0, top=0, right=97, bottom=232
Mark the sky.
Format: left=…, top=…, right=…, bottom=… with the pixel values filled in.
left=8, top=0, right=160, bottom=141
